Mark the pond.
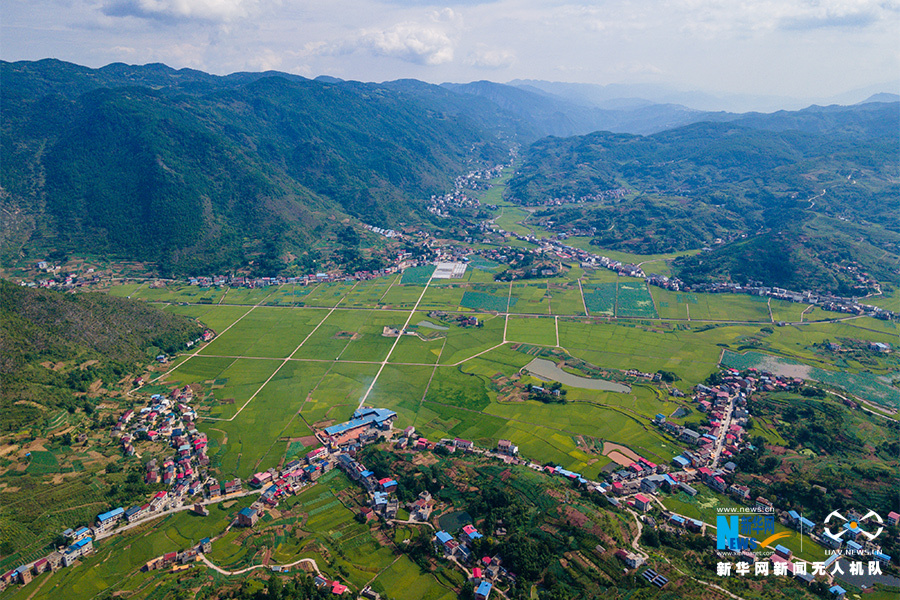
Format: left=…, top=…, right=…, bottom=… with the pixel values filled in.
left=524, top=358, right=631, bottom=393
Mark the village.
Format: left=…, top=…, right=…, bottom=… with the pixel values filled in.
left=2, top=362, right=896, bottom=597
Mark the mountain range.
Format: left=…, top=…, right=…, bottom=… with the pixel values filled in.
left=1, top=59, right=897, bottom=289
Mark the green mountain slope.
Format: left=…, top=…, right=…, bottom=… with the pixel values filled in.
left=1, top=60, right=517, bottom=274
left=509, top=115, right=900, bottom=292
left=0, top=280, right=201, bottom=430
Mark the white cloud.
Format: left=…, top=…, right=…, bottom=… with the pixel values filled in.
left=466, top=45, right=514, bottom=69
left=358, top=21, right=456, bottom=65
left=103, top=0, right=258, bottom=23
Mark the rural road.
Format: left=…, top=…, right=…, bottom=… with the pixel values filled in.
left=93, top=489, right=263, bottom=541
left=200, top=554, right=323, bottom=576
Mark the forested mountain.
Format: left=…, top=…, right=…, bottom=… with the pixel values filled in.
left=3, top=60, right=898, bottom=291
left=508, top=106, right=900, bottom=293
left=1, top=60, right=523, bottom=274
left=0, top=280, right=201, bottom=429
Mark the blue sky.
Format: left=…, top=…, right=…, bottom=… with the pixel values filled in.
left=3, top=0, right=898, bottom=105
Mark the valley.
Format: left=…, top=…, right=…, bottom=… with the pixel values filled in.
left=1, top=59, right=899, bottom=600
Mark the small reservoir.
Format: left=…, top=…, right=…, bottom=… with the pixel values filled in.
left=524, top=358, right=631, bottom=393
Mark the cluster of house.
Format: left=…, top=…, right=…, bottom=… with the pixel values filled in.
left=646, top=275, right=895, bottom=321
left=361, top=223, right=400, bottom=238
left=143, top=538, right=212, bottom=571
left=434, top=530, right=512, bottom=598
left=526, top=187, right=629, bottom=208
left=22, top=261, right=103, bottom=289
left=119, top=393, right=213, bottom=503
left=816, top=511, right=895, bottom=563
left=0, top=528, right=96, bottom=590
left=336, top=453, right=401, bottom=521
left=114, top=386, right=199, bottom=456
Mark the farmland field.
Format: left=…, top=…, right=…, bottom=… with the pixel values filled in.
left=506, top=315, right=558, bottom=346
left=25, top=270, right=896, bottom=599
left=616, top=279, right=658, bottom=318
left=582, top=282, right=617, bottom=315
left=509, top=282, right=551, bottom=314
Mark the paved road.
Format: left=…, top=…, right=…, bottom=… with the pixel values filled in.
left=94, top=489, right=263, bottom=541
left=201, top=554, right=323, bottom=576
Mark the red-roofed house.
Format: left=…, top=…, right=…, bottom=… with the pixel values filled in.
left=634, top=494, right=652, bottom=512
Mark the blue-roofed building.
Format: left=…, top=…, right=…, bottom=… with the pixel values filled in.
left=237, top=507, right=259, bottom=527
left=845, top=540, right=863, bottom=552
left=823, top=554, right=841, bottom=568
left=821, top=531, right=842, bottom=549
left=798, top=517, right=815, bottom=531
left=475, top=580, right=493, bottom=600
left=842, top=521, right=862, bottom=540
left=672, top=456, right=690, bottom=469
left=669, top=514, right=685, bottom=527
left=654, top=413, right=666, bottom=423
left=828, top=584, right=846, bottom=599
left=461, top=525, right=483, bottom=544
left=874, top=551, right=891, bottom=563
left=788, top=510, right=800, bottom=522
left=96, top=507, right=125, bottom=530
left=323, top=408, right=397, bottom=445
left=434, top=531, right=457, bottom=553
left=62, top=537, right=94, bottom=567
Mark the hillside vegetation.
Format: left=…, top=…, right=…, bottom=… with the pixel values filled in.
left=509, top=108, right=900, bottom=292
left=0, top=280, right=200, bottom=429
left=1, top=60, right=520, bottom=274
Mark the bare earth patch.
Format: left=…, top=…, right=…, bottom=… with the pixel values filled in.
left=602, top=442, right=642, bottom=463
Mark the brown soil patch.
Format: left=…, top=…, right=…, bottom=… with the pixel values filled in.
left=40, top=361, right=67, bottom=371
left=79, top=360, right=100, bottom=369
left=332, top=331, right=362, bottom=341
left=602, top=442, right=641, bottom=462
left=314, top=419, right=335, bottom=429
left=295, top=436, right=318, bottom=447
left=562, top=506, right=591, bottom=528
left=411, top=453, right=438, bottom=467
left=14, top=400, right=47, bottom=410
left=605, top=451, right=634, bottom=467
left=0, top=445, right=19, bottom=457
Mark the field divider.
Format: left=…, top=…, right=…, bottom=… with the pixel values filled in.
left=578, top=278, right=589, bottom=316
left=358, top=275, right=435, bottom=408
left=203, top=283, right=358, bottom=422
left=151, top=289, right=279, bottom=384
